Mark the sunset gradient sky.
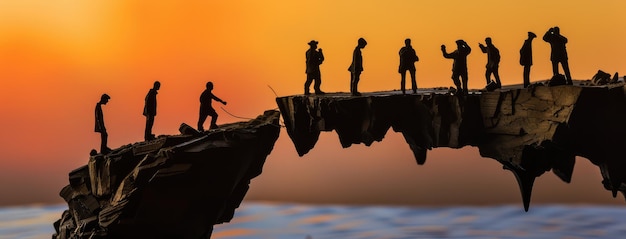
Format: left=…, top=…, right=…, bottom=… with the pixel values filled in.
left=0, top=0, right=625, bottom=206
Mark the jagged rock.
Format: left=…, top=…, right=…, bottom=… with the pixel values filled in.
left=276, top=82, right=626, bottom=211
left=52, top=110, right=281, bottom=239
left=591, top=70, right=621, bottom=85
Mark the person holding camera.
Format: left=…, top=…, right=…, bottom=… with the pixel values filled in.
left=543, top=26, right=572, bottom=85
left=442, top=39, right=471, bottom=95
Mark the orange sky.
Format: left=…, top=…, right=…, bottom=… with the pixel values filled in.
left=0, top=0, right=625, bottom=206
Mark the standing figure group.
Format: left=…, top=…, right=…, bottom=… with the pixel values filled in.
left=303, top=26, right=572, bottom=95
left=95, top=81, right=227, bottom=154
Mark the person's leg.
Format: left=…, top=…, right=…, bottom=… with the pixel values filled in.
left=352, top=72, right=361, bottom=96
left=145, top=115, right=154, bottom=140
left=313, top=73, right=323, bottom=94
left=452, top=72, right=462, bottom=93
left=551, top=61, right=559, bottom=76
left=100, top=131, right=108, bottom=153
left=209, top=111, right=219, bottom=129
left=493, top=66, right=501, bottom=87
left=304, top=74, right=313, bottom=95
left=461, top=72, right=469, bottom=94
left=198, top=112, right=208, bottom=131
left=485, top=67, right=492, bottom=85
left=400, top=70, right=406, bottom=94
left=562, top=60, right=573, bottom=84
left=523, top=65, right=531, bottom=88
left=410, top=70, right=417, bottom=93
left=350, top=73, right=355, bottom=94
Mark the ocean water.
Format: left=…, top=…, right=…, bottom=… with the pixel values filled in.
left=1, top=203, right=626, bottom=239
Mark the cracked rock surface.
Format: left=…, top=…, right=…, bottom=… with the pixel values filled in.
left=277, top=83, right=626, bottom=211
left=52, top=110, right=280, bottom=239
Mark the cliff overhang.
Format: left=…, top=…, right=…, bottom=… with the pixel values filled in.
left=277, top=83, right=626, bottom=211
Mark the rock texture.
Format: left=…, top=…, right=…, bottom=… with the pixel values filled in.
left=276, top=82, right=626, bottom=211
left=53, top=110, right=280, bottom=239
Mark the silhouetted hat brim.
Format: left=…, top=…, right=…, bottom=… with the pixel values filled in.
left=308, top=40, right=318, bottom=45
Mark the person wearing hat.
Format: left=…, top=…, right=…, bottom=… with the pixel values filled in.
left=441, top=39, right=471, bottom=95
left=520, top=32, right=537, bottom=88
left=95, top=93, right=111, bottom=154
left=305, top=40, right=325, bottom=95
left=543, top=26, right=572, bottom=85
left=398, top=38, right=420, bottom=94
left=479, top=37, right=501, bottom=89
left=348, top=37, right=367, bottom=96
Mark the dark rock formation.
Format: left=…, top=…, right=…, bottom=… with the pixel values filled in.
left=53, top=110, right=280, bottom=239
left=276, top=82, right=626, bottom=211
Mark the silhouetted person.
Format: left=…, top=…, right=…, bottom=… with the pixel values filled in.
left=198, top=82, right=227, bottom=131
left=543, top=26, right=572, bottom=85
left=305, top=40, right=325, bottom=95
left=479, top=37, right=501, bottom=88
left=95, top=94, right=111, bottom=154
left=348, top=38, right=367, bottom=96
left=143, top=81, right=160, bottom=140
left=442, top=40, right=471, bottom=94
left=520, top=32, right=537, bottom=88
left=399, top=38, right=420, bottom=94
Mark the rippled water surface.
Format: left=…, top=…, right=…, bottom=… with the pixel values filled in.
left=2, top=203, right=626, bottom=239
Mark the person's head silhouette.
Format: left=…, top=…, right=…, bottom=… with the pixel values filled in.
left=308, top=40, right=318, bottom=49
left=455, top=39, right=465, bottom=48
left=358, top=38, right=367, bottom=48
left=553, top=26, right=560, bottom=34
left=405, top=38, right=411, bottom=46
left=485, top=37, right=492, bottom=45
left=100, top=94, right=110, bottom=104
left=153, top=81, right=161, bottom=90
left=206, top=82, right=214, bottom=90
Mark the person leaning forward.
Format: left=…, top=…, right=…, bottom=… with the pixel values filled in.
left=95, top=94, right=111, bottom=154
left=197, top=82, right=227, bottom=131
left=348, top=38, right=367, bottom=96
left=143, top=81, right=160, bottom=140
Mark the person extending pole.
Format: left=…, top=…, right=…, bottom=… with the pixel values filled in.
left=197, top=82, right=227, bottom=131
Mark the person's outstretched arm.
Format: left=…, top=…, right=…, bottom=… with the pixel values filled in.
left=212, top=95, right=227, bottom=105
